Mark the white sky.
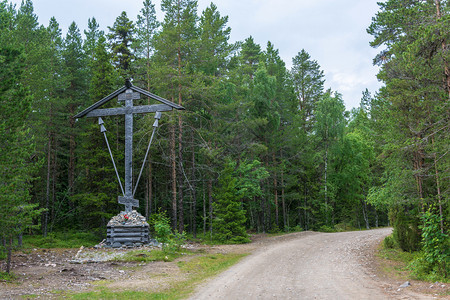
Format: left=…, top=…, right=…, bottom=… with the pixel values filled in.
left=9, top=0, right=384, bottom=110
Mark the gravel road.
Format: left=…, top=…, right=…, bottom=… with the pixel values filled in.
left=190, top=228, right=434, bottom=300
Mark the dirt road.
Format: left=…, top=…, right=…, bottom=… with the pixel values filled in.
left=190, top=228, right=435, bottom=300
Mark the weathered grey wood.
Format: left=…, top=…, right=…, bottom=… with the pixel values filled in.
left=109, top=237, right=148, bottom=242
left=118, top=196, right=139, bottom=209
left=107, top=223, right=150, bottom=246
left=107, top=232, right=147, bottom=236
left=130, top=85, right=185, bottom=110
left=118, top=91, right=140, bottom=101
left=108, top=225, right=149, bottom=231
left=124, top=90, right=134, bottom=212
left=74, top=86, right=127, bottom=118
left=85, top=104, right=173, bottom=118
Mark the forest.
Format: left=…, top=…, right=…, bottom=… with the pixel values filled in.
left=0, top=0, right=448, bottom=276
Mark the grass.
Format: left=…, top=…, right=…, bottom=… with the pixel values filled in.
left=69, top=252, right=247, bottom=299
left=22, top=231, right=99, bottom=249
left=377, top=237, right=449, bottom=283
left=377, top=246, right=417, bottom=279
left=0, top=271, right=17, bottom=283
left=114, top=249, right=186, bottom=263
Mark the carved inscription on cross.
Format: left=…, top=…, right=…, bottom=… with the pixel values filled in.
left=74, top=80, right=184, bottom=213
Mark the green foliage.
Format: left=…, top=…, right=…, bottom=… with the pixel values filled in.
left=213, top=161, right=251, bottom=244
left=318, top=225, right=335, bottom=233
left=383, top=235, right=396, bottom=249
left=416, top=209, right=449, bottom=278
left=0, top=271, right=17, bottom=282
left=151, top=210, right=186, bottom=252
left=108, top=11, right=135, bottom=76
left=389, top=207, right=421, bottom=252
left=22, top=231, right=99, bottom=248
left=291, top=49, right=324, bottom=127
left=368, top=0, right=449, bottom=256
left=334, top=223, right=357, bottom=232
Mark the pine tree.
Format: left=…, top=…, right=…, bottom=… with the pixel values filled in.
left=134, top=0, right=159, bottom=82
left=63, top=22, right=88, bottom=201
left=152, top=0, right=199, bottom=232
left=368, top=0, right=449, bottom=256
left=291, top=49, right=324, bottom=130
left=240, top=36, right=261, bottom=80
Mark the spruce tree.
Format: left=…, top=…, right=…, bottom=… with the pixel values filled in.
left=108, top=11, right=135, bottom=78
left=0, top=43, right=42, bottom=273
left=213, top=161, right=250, bottom=244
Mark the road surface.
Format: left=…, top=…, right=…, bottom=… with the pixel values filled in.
left=190, top=228, right=433, bottom=299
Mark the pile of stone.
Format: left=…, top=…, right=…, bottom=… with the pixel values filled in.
left=106, top=210, right=150, bottom=248
left=107, top=210, right=147, bottom=226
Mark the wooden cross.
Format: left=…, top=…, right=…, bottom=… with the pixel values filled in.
left=74, top=80, right=184, bottom=212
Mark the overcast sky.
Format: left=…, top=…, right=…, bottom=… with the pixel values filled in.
left=9, top=0, right=384, bottom=110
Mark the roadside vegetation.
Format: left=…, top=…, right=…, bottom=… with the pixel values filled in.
left=381, top=211, right=449, bottom=283
left=70, top=253, right=246, bottom=299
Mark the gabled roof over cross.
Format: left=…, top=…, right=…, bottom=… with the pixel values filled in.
left=74, top=79, right=184, bottom=212
left=74, top=79, right=184, bottom=119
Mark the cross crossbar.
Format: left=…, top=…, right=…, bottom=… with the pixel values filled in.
left=118, top=196, right=139, bottom=212
left=85, top=104, right=173, bottom=118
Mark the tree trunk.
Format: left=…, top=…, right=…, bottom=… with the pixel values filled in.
left=413, top=136, right=424, bottom=212
left=208, top=178, right=213, bottom=238
left=362, top=200, right=370, bottom=230
left=273, top=153, right=278, bottom=228
left=281, top=170, right=286, bottom=231
left=191, top=136, right=197, bottom=238
left=304, top=184, right=308, bottom=230
left=177, top=21, right=184, bottom=234
left=324, top=144, right=328, bottom=224
left=50, top=140, right=57, bottom=232
left=431, top=136, right=444, bottom=233
left=44, top=133, right=52, bottom=237
left=177, top=117, right=184, bottom=233
left=203, top=186, right=206, bottom=235
left=146, top=160, right=152, bottom=220
left=68, top=104, right=75, bottom=202
left=170, top=121, right=177, bottom=230
left=6, top=237, right=12, bottom=273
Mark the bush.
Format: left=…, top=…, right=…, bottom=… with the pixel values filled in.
left=383, top=235, right=396, bottom=249
left=417, top=209, right=449, bottom=278
left=318, top=225, right=335, bottom=233
left=334, top=222, right=354, bottom=232
left=151, top=210, right=186, bottom=253
left=389, top=207, right=421, bottom=252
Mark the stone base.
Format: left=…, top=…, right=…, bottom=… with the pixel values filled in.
left=106, top=211, right=150, bottom=247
